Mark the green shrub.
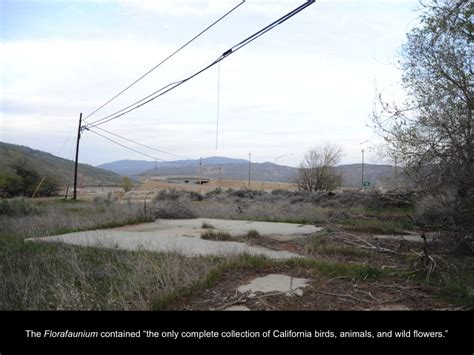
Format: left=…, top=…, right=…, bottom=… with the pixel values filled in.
left=0, top=161, right=59, bottom=197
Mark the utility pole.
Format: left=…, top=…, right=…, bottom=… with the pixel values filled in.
left=73, top=113, right=82, bottom=200
left=361, top=149, right=365, bottom=188
left=199, top=157, right=202, bottom=194
left=218, top=165, right=222, bottom=188
left=248, top=153, right=251, bottom=189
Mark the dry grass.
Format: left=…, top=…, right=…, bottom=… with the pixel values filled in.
left=201, top=221, right=215, bottom=229
left=200, top=230, right=232, bottom=241
left=138, top=178, right=296, bottom=194
left=0, top=240, right=218, bottom=310
left=0, top=198, right=218, bottom=310
left=189, top=200, right=329, bottom=224
left=0, top=199, right=153, bottom=241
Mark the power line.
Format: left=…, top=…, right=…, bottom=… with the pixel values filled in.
left=83, top=0, right=245, bottom=121
left=88, top=128, right=169, bottom=162
left=93, top=126, right=195, bottom=160
left=84, top=0, right=315, bottom=130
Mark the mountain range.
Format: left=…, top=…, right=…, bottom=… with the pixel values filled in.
left=99, top=157, right=399, bottom=188
left=0, top=142, right=399, bottom=189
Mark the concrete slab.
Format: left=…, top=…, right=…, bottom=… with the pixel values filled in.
left=26, top=231, right=301, bottom=260
left=114, top=218, right=321, bottom=239
left=237, top=274, right=311, bottom=297
left=27, top=218, right=317, bottom=259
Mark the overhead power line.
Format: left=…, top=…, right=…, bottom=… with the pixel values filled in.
left=93, top=126, right=194, bottom=160
left=84, top=0, right=315, bottom=130
left=83, top=0, right=246, bottom=121
left=88, top=128, right=170, bottom=162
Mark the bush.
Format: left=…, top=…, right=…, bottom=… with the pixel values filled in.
left=414, top=191, right=473, bottom=231
left=271, top=189, right=290, bottom=196
left=201, top=222, right=215, bottom=229
left=152, top=201, right=196, bottom=219
left=0, top=198, right=40, bottom=217
left=229, top=189, right=265, bottom=199
left=154, top=189, right=182, bottom=202
left=121, top=177, right=133, bottom=192
left=187, top=191, right=203, bottom=201
left=206, top=188, right=223, bottom=197
left=0, top=161, right=59, bottom=197
left=246, top=229, right=261, bottom=238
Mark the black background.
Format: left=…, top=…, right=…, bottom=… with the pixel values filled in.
left=0, top=311, right=472, bottom=353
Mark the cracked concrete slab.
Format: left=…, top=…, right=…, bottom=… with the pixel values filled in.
left=26, top=218, right=318, bottom=259
left=114, top=218, right=320, bottom=239
left=237, top=274, right=311, bottom=297
left=26, top=230, right=302, bottom=259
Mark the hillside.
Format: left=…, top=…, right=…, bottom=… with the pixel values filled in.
left=99, top=157, right=250, bottom=176
left=100, top=157, right=399, bottom=188
left=0, top=142, right=121, bottom=187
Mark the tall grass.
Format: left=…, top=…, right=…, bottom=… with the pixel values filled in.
left=0, top=240, right=218, bottom=310
left=0, top=199, right=153, bottom=241
left=0, top=198, right=217, bottom=310
left=189, top=200, right=328, bottom=224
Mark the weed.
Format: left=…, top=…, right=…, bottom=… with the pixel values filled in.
left=201, top=222, right=215, bottom=229
left=246, top=229, right=261, bottom=238
left=200, top=230, right=232, bottom=241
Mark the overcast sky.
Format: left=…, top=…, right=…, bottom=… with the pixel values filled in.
left=0, top=0, right=420, bottom=167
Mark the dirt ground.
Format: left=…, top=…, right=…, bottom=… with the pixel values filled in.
left=169, top=231, right=471, bottom=311
left=177, top=267, right=447, bottom=311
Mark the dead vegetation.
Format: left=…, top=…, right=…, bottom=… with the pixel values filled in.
left=1, top=188, right=472, bottom=310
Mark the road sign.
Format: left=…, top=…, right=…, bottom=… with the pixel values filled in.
left=363, top=181, right=371, bottom=187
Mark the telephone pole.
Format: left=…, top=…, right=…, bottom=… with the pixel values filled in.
left=218, top=165, right=222, bottom=188
left=248, top=153, right=251, bottom=189
left=199, top=157, right=202, bottom=194
left=73, top=113, right=82, bottom=200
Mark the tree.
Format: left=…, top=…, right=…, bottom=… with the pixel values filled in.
left=295, top=144, right=342, bottom=192
left=121, top=176, right=133, bottom=192
left=371, top=0, right=473, bottom=200
left=0, top=160, right=59, bottom=197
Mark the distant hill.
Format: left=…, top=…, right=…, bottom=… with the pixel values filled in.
left=0, top=142, right=121, bottom=187
left=99, top=157, right=398, bottom=188
left=99, top=157, right=250, bottom=177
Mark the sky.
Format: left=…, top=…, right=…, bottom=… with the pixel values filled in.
left=0, top=0, right=421, bottom=167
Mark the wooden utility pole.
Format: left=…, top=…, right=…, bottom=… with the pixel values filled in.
left=248, top=153, right=251, bottom=189
left=199, top=157, right=202, bottom=194
left=73, top=113, right=82, bottom=200
left=218, top=165, right=222, bottom=188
